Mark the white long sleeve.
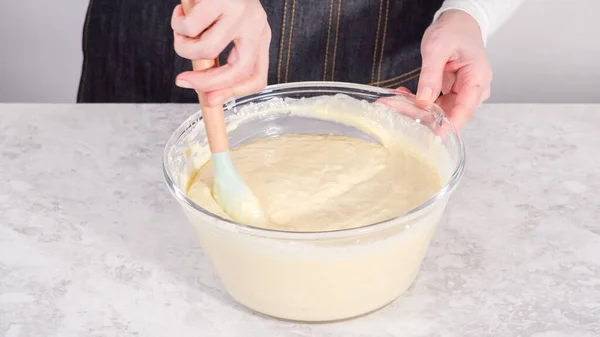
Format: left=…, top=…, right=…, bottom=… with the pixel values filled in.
left=433, top=0, right=526, bottom=45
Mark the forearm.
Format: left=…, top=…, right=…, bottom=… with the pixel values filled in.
left=433, top=0, right=526, bottom=45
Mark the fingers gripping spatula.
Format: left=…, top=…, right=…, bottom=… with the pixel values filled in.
left=180, top=0, right=267, bottom=225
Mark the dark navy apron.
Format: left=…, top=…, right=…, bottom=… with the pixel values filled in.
left=77, top=0, right=444, bottom=103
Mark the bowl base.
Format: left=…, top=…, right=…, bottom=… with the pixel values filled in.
left=242, top=295, right=401, bottom=324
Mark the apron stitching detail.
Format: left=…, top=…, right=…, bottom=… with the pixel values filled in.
left=370, top=0, right=384, bottom=83
left=376, top=0, right=390, bottom=83
left=331, top=0, right=342, bottom=81
left=383, top=73, right=420, bottom=88
left=284, top=0, right=297, bottom=83
left=370, top=67, right=420, bottom=86
left=277, top=0, right=289, bottom=84
left=323, top=0, right=334, bottom=81
left=78, top=0, right=95, bottom=100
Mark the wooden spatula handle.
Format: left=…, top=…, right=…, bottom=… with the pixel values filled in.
left=181, top=0, right=229, bottom=153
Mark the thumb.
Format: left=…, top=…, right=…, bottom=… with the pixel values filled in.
left=417, top=44, right=450, bottom=105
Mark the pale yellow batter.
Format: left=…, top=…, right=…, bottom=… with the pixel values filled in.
left=187, top=132, right=441, bottom=232
left=176, top=94, right=457, bottom=321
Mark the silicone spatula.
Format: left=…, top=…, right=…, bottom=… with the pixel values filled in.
left=180, top=0, right=267, bottom=225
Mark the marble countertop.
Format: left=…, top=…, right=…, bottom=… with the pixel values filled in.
left=1, top=104, right=599, bottom=337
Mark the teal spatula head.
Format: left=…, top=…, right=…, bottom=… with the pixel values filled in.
left=212, top=151, right=268, bottom=225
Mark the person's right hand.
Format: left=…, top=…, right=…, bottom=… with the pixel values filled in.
left=171, top=0, right=271, bottom=106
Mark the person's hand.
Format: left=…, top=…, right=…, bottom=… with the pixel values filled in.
left=416, top=9, right=493, bottom=129
left=171, top=0, right=271, bottom=106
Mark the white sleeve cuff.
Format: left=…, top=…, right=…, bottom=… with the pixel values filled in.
left=432, top=0, right=526, bottom=46
left=433, top=1, right=491, bottom=45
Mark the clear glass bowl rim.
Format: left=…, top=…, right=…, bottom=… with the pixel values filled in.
left=162, top=81, right=466, bottom=240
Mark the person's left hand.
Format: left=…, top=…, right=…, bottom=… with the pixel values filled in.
left=414, top=9, right=493, bottom=130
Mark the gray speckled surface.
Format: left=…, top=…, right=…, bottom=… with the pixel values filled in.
left=0, top=104, right=599, bottom=337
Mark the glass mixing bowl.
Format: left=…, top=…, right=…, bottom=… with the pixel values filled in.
left=163, top=82, right=465, bottom=322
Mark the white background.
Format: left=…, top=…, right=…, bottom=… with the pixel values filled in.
left=0, top=0, right=598, bottom=103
